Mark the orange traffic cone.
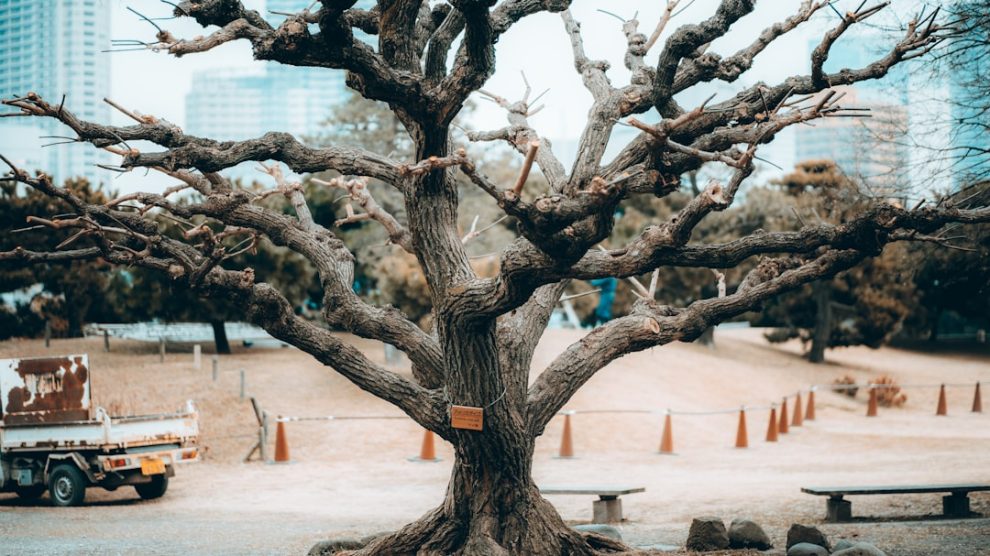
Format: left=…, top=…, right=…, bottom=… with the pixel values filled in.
left=766, top=407, right=779, bottom=442
left=792, top=392, right=804, bottom=427
left=274, top=420, right=290, bottom=463
left=735, top=409, right=748, bottom=449
left=805, top=389, right=816, bottom=421
left=867, top=387, right=878, bottom=417
left=778, top=398, right=789, bottom=434
left=659, top=413, right=674, bottom=454
left=558, top=413, right=575, bottom=458
left=409, top=429, right=440, bottom=462
left=936, top=384, right=948, bottom=416
left=973, top=383, right=983, bottom=413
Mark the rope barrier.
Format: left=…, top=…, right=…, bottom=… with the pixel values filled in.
left=277, top=414, right=407, bottom=422
left=250, top=378, right=986, bottom=463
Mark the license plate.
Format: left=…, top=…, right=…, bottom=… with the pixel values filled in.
left=140, top=458, right=166, bottom=475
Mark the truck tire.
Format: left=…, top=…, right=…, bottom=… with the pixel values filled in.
left=48, top=464, right=87, bottom=507
left=134, top=473, right=168, bottom=500
left=15, top=484, right=47, bottom=500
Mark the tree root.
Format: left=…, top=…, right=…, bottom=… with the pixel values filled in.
left=336, top=501, right=635, bottom=556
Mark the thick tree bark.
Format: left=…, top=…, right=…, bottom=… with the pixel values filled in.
left=808, top=280, right=831, bottom=363
left=210, top=319, right=231, bottom=354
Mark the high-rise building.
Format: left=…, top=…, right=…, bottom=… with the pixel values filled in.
left=795, top=36, right=910, bottom=197
left=947, top=18, right=990, bottom=191
left=184, top=0, right=375, bottom=182
left=0, top=0, right=112, bottom=185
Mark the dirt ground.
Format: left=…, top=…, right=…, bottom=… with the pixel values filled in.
left=1, top=328, right=988, bottom=555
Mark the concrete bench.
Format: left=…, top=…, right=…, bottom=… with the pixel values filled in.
left=540, top=485, right=645, bottom=524
left=802, top=484, right=990, bottom=522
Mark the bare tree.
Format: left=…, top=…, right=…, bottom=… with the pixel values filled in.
left=1, top=1, right=987, bottom=553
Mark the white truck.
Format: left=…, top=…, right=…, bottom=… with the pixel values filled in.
left=0, top=354, right=199, bottom=506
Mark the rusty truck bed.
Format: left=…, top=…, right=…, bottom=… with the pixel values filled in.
left=0, top=402, right=199, bottom=452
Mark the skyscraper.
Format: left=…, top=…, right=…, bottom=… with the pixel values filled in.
left=0, top=0, right=112, bottom=185
left=795, top=35, right=909, bottom=197
left=947, top=15, right=990, bottom=191
left=184, top=0, right=375, bottom=182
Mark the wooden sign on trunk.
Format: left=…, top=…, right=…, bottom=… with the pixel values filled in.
left=451, top=405, right=484, bottom=431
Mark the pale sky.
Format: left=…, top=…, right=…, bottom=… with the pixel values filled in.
left=105, top=1, right=916, bottom=192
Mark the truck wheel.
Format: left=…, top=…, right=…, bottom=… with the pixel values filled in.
left=15, top=484, right=47, bottom=500
left=48, top=464, right=87, bottom=507
left=134, top=473, right=168, bottom=500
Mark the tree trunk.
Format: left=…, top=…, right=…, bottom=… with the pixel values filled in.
left=63, top=289, right=89, bottom=338
left=210, top=320, right=231, bottom=354
left=808, top=281, right=831, bottom=363
left=351, top=123, right=620, bottom=555
left=928, top=306, right=941, bottom=343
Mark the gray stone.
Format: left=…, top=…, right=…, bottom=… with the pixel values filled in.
left=573, top=524, right=623, bottom=541
left=786, top=542, right=829, bottom=556
left=728, top=518, right=772, bottom=550
left=307, top=538, right=364, bottom=556
left=685, top=516, right=729, bottom=551
left=832, top=542, right=887, bottom=556
left=786, top=523, right=830, bottom=550
left=832, top=539, right=856, bottom=552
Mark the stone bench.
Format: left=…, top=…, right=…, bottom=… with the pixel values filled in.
left=540, top=485, right=645, bottom=524
left=802, top=483, right=990, bottom=522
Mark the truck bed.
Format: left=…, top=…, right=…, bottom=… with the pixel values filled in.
left=1, top=402, right=199, bottom=453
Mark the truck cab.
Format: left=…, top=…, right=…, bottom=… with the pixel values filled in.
left=0, top=355, right=200, bottom=506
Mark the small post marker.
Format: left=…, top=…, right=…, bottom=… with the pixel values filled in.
left=936, top=384, right=948, bottom=416
left=973, top=383, right=983, bottom=413
left=766, top=406, right=779, bottom=442
left=735, top=408, right=748, bottom=449
left=193, top=344, right=202, bottom=369
left=159, top=336, right=165, bottom=363
left=212, top=355, right=219, bottom=381
left=791, top=392, right=803, bottom=427
left=240, top=369, right=246, bottom=400
left=659, top=411, right=674, bottom=455
left=558, top=412, right=575, bottom=458
left=274, top=420, right=290, bottom=463
left=805, top=388, right=816, bottom=421
left=867, top=386, right=878, bottom=417
left=103, top=329, right=110, bottom=352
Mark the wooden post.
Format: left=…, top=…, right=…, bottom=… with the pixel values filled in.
left=212, top=355, right=219, bottom=381
left=193, top=344, right=202, bottom=369
left=240, top=369, right=246, bottom=400
left=44, top=321, right=51, bottom=348
left=103, top=329, right=110, bottom=352
left=159, top=336, right=165, bottom=363
left=261, top=411, right=269, bottom=463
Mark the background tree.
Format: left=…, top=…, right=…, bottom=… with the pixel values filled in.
left=1, top=2, right=986, bottom=554
left=757, top=160, right=918, bottom=362
left=903, top=182, right=990, bottom=340
left=0, top=179, right=122, bottom=338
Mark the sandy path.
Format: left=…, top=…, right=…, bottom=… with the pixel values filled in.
left=0, top=329, right=988, bottom=555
